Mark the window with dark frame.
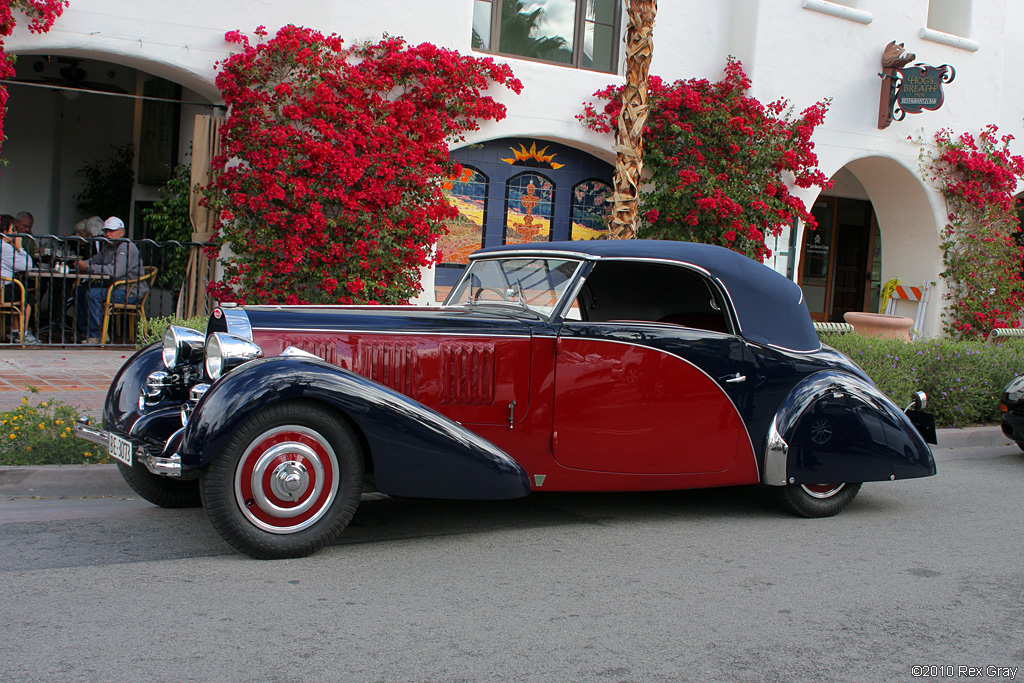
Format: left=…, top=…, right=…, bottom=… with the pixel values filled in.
left=472, top=0, right=621, bottom=74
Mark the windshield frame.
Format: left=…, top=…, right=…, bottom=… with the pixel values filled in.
left=442, top=255, right=587, bottom=322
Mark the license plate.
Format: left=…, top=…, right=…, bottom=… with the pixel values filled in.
left=108, top=433, right=133, bottom=467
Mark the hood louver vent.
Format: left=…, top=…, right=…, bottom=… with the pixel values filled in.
left=440, top=341, right=496, bottom=406
left=356, top=340, right=418, bottom=397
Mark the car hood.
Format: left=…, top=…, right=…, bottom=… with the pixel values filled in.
left=215, top=304, right=536, bottom=340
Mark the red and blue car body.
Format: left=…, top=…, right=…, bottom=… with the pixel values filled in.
left=78, top=240, right=936, bottom=558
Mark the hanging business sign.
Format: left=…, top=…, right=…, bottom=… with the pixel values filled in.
left=877, top=41, right=956, bottom=129
left=894, top=64, right=955, bottom=114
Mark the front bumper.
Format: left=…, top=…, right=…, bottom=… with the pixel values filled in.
left=74, top=417, right=184, bottom=477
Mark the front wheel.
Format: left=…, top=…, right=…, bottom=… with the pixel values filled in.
left=117, top=460, right=201, bottom=508
left=200, top=400, right=364, bottom=559
left=772, top=482, right=862, bottom=518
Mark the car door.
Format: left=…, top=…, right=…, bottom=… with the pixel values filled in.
left=550, top=321, right=755, bottom=477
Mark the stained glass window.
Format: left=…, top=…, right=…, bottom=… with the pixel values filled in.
left=439, top=167, right=488, bottom=266
left=504, top=172, right=554, bottom=245
left=570, top=179, right=612, bottom=240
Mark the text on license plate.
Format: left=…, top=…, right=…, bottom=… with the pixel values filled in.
left=108, top=433, right=132, bottom=467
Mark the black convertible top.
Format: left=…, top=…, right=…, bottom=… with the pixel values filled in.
left=473, top=239, right=821, bottom=353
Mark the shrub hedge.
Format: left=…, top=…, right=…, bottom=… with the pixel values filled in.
left=821, top=333, right=1024, bottom=428
left=138, top=314, right=209, bottom=348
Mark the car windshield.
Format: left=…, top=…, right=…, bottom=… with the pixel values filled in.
left=444, top=257, right=583, bottom=318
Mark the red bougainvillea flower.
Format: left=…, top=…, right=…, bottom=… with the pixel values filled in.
left=579, top=56, right=831, bottom=263
left=0, top=1, right=68, bottom=164
left=918, top=125, right=1024, bottom=338
left=207, top=25, right=522, bottom=305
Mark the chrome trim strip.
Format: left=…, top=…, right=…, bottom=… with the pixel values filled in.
left=764, top=419, right=790, bottom=486
left=468, top=250, right=599, bottom=261
left=254, top=327, right=533, bottom=340
left=243, top=304, right=441, bottom=311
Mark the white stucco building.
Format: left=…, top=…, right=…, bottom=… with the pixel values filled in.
left=1, top=0, right=1021, bottom=335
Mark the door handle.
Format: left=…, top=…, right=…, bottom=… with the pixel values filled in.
left=722, top=373, right=747, bottom=384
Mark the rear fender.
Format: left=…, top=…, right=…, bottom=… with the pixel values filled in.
left=764, top=371, right=935, bottom=486
left=179, top=356, right=530, bottom=500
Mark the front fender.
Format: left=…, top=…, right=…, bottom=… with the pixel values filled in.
left=178, top=356, right=530, bottom=500
left=101, top=343, right=185, bottom=449
left=764, top=370, right=936, bottom=486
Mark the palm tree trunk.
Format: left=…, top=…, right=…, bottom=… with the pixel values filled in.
left=610, top=0, right=656, bottom=239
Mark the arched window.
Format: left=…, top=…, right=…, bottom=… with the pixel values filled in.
left=570, top=179, right=612, bottom=240
left=504, top=171, right=554, bottom=245
left=439, top=166, right=488, bottom=266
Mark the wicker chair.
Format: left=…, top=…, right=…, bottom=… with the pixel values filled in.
left=0, top=275, right=27, bottom=344
left=100, top=266, right=157, bottom=345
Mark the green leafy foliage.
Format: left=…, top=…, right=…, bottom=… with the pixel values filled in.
left=917, top=125, right=1024, bottom=339
left=579, top=57, right=831, bottom=261
left=138, top=313, right=209, bottom=348
left=822, top=333, right=1024, bottom=428
left=75, top=143, right=135, bottom=222
left=0, top=393, right=105, bottom=465
left=141, top=162, right=193, bottom=289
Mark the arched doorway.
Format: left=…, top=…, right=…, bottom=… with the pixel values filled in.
left=0, top=53, right=217, bottom=237
left=798, top=157, right=940, bottom=332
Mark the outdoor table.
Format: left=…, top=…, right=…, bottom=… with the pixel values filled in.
left=27, top=268, right=106, bottom=344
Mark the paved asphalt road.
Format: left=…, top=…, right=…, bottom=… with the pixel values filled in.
left=0, top=446, right=1022, bottom=683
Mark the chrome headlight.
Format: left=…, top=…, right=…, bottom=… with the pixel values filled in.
left=205, top=332, right=263, bottom=381
left=163, top=326, right=206, bottom=369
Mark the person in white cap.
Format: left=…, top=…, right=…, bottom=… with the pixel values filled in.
left=72, top=216, right=147, bottom=344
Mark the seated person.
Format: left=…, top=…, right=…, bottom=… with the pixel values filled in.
left=73, top=216, right=147, bottom=344
left=1, top=214, right=38, bottom=343
left=67, top=216, right=104, bottom=260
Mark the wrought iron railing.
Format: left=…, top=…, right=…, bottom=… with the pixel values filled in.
left=3, top=235, right=216, bottom=347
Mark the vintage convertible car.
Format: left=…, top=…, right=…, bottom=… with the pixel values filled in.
left=76, top=240, right=937, bottom=558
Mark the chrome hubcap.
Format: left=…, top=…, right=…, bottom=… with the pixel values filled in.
left=235, top=426, right=339, bottom=534
left=270, top=460, right=309, bottom=502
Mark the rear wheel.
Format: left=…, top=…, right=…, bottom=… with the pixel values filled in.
left=200, top=401, right=364, bottom=559
left=117, top=460, right=201, bottom=508
left=773, top=482, right=862, bottom=518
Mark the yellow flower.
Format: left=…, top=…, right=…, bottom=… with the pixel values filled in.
left=25, top=446, right=30, bottom=452
left=8, top=434, right=15, bottom=439
left=55, top=419, right=63, bottom=426
left=60, top=433, right=66, bottom=438
left=40, top=402, right=47, bottom=408
left=21, top=397, right=27, bottom=405
left=39, top=423, right=45, bottom=430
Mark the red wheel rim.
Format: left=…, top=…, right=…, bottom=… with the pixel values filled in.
left=801, top=483, right=845, bottom=499
left=234, top=426, right=339, bottom=534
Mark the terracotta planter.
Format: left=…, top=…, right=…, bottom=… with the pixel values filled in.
left=843, top=311, right=914, bottom=341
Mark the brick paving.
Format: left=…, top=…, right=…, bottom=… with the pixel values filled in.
left=0, top=347, right=135, bottom=417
